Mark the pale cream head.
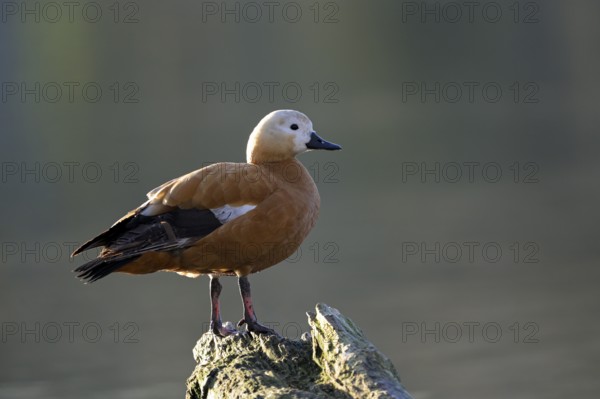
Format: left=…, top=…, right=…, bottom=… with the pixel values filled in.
left=246, top=110, right=315, bottom=164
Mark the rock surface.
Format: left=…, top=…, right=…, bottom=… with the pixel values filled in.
left=186, top=303, right=413, bottom=399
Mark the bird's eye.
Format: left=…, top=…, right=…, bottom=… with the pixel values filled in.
left=290, top=124, right=299, bottom=131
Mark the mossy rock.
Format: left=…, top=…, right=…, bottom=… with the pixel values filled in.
left=186, top=304, right=413, bottom=399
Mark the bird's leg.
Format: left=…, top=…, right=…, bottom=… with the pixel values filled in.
left=237, top=276, right=277, bottom=335
left=209, top=276, right=237, bottom=337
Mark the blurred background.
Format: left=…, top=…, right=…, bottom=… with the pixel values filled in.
left=1, top=1, right=599, bottom=398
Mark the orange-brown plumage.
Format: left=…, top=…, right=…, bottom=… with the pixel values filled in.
left=115, top=159, right=319, bottom=277
left=73, top=109, right=341, bottom=336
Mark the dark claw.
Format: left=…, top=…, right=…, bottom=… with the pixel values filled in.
left=210, top=321, right=239, bottom=337
left=238, top=318, right=278, bottom=335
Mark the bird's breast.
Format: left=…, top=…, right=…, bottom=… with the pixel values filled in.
left=179, top=160, right=321, bottom=275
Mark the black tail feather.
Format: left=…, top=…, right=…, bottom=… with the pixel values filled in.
left=74, top=255, right=140, bottom=283
left=72, top=233, right=111, bottom=257
left=71, top=212, right=137, bottom=257
left=73, top=208, right=223, bottom=282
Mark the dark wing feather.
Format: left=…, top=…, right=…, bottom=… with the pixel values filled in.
left=71, top=209, right=139, bottom=256
left=74, top=256, right=140, bottom=283
left=74, top=208, right=222, bottom=282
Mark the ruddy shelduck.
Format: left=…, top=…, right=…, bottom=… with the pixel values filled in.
left=73, top=110, right=341, bottom=336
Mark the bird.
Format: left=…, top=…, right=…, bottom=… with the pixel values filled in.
left=72, top=110, right=341, bottom=336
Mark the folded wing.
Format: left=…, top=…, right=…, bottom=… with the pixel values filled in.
left=73, top=162, right=272, bottom=282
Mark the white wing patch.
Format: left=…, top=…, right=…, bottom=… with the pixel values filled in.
left=140, top=201, right=171, bottom=217
left=210, top=204, right=256, bottom=224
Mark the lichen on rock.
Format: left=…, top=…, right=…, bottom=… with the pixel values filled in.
left=186, top=303, right=413, bottom=399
